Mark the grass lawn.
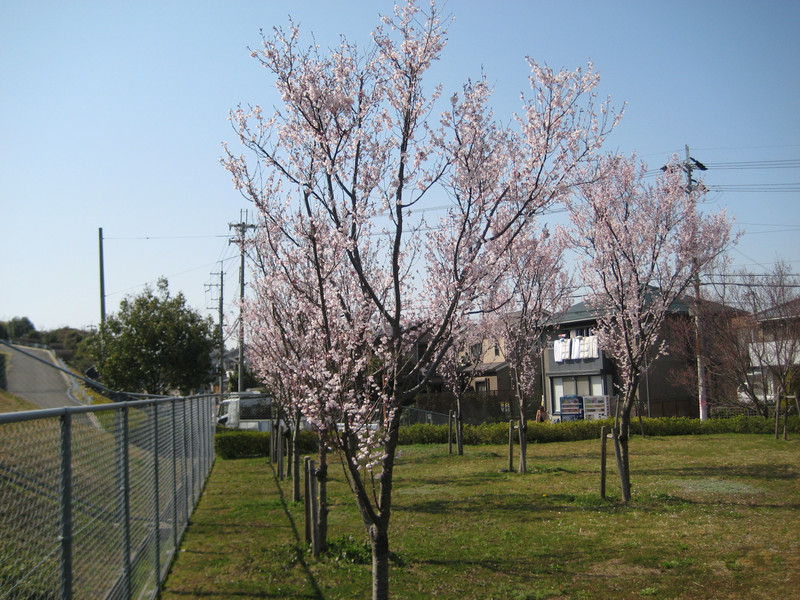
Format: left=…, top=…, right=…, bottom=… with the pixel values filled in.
left=0, top=388, right=38, bottom=412
left=161, top=434, right=800, bottom=599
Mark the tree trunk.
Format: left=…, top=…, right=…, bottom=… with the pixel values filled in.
left=517, top=411, right=527, bottom=474
left=369, top=521, right=390, bottom=600
left=775, top=395, right=781, bottom=440
left=635, top=395, right=646, bottom=437
left=292, top=424, right=301, bottom=502
left=317, top=434, right=328, bottom=551
left=341, top=407, right=403, bottom=600
left=448, top=411, right=453, bottom=454
left=616, top=410, right=632, bottom=502
left=455, top=397, right=464, bottom=456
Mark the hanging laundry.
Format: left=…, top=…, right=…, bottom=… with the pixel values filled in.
left=588, top=335, right=600, bottom=358
left=579, top=337, right=589, bottom=359
left=571, top=337, right=582, bottom=360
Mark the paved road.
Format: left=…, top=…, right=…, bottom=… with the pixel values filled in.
left=5, top=344, right=81, bottom=409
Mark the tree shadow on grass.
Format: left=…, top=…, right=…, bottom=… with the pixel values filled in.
left=412, top=552, right=578, bottom=579
left=634, top=463, right=798, bottom=480
left=393, top=491, right=623, bottom=516
left=163, top=590, right=306, bottom=598
left=269, top=463, right=326, bottom=600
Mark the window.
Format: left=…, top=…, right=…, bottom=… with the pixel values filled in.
left=470, top=342, right=482, bottom=362
left=552, top=379, right=564, bottom=413
left=551, top=377, right=576, bottom=412
left=551, top=375, right=605, bottom=413
left=590, top=375, right=604, bottom=396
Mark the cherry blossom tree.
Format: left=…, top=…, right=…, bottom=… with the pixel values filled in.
left=493, top=224, right=571, bottom=473
left=223, top=2, right=619, bottom=596
left=567, top=153, right=733, bottom=502
left=438, top=314, right=492, bottom=456
left=244, top=242, right=324, bottom=509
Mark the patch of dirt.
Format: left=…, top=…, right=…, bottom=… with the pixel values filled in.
left=673, top=478, right=763, bottom=496
left=584, top=558, right=660, bottom=577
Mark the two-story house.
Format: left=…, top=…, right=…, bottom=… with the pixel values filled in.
left=418, top=294, right=725, bottom=422
left=747, top=297, right=800, bottom=407
left=542, top=298, right=702, bottom=420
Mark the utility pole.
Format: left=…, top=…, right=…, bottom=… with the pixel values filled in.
left=99, top=227, right=106, bottom=326
left=229, top=211, right=256, bottom=393
left=684, top=145, right=709, bottom=421
left=98, top=227, right=107, bottom=360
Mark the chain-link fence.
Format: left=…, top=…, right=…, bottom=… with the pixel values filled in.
left=399, top=406, right=451, bottom=426
left=0, top=394, right=216, bottom=600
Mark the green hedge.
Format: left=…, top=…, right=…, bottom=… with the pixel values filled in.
left=396, top=416, right=800, bottom=446
left=214, top=427, right=318, bottom=459
left=215, top=416, right=800, bottom=457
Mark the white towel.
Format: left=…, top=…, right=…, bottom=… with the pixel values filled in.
left=553, top=338, right=565, bottom=362
left=571, top=337, right=582, bottom=360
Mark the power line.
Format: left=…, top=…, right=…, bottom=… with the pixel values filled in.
left=701, top=281, right=800, bottom=289
left=707, top=184, right=800, bottom=193
left=643, top=157, right=800, bottom=179
left=105, top=234, right=229, bottom=241
left=106, top=256, right=238, bottom=298
left=704, top=159, right=800, bottom=170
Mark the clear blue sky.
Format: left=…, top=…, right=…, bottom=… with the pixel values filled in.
left=2, top=0, right=798, bottom=334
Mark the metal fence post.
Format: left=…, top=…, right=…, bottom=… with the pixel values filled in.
left=198, top=397, right=206, bottom=480
left=171, top=399, right=179, bottom=550
left=209, top=397, right=215, bottom=469
left=183, top=400, right=191, bottom=518
left=205, top=396, right=213, bottom=476
left=60, top=411, right=73, bottom=600
left=117, top=406, right=132, bottom=600
left=191, top=399, right=198, bottom=503
left=188, top=399, right=195, bottom=504
left=153, top=404, right=162, bottom=587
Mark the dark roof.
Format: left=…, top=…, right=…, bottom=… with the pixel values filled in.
left=462, top=361, right=509, bottom=375
left=758, top=297, right=800, bottom=322
left=558, top=300, right=596, bottom=325
left=555, top=288, right=710, bottom=327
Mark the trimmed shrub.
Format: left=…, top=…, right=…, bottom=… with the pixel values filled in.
left=214, top=429, right=271, bottom=459
left=214, top=427, right=319, bottom=459
left=397, top=424, right=447, bottom=445
left=396, top=415, right=799, bottom=446
left=215, top=416, right=800, bottom=456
